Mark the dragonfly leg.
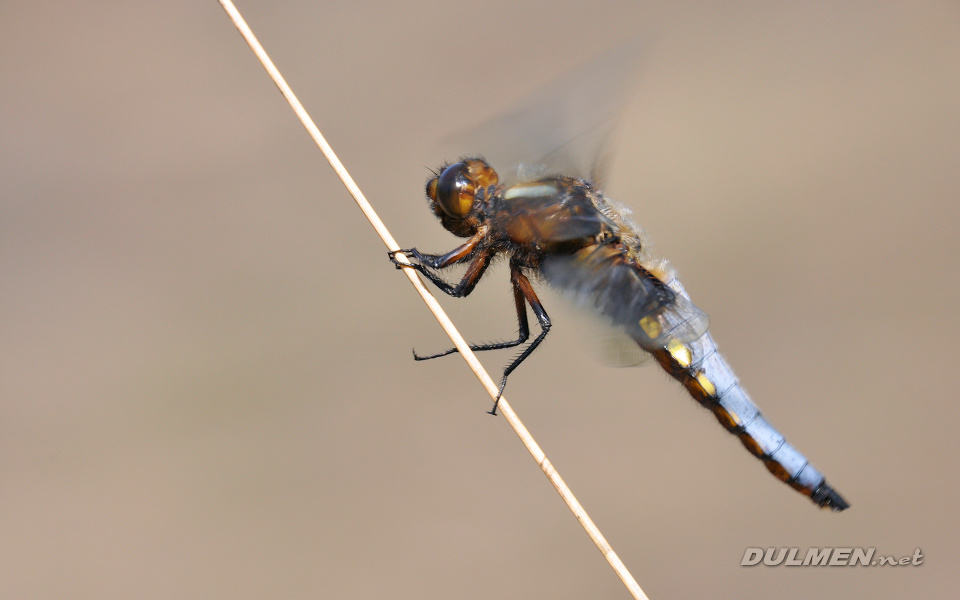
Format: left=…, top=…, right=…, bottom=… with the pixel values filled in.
left=488, top=262, right=551, bottom=416
left=409, top=249, right=490, bottom=298
left=388, top=234, right=488, bottom=298
left=391, top=248, right=497, bottom=358
left=388, top=230, right=483, bottom=275
left=413, top=262, right=532, bottom=360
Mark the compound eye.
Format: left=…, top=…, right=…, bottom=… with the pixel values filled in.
left=434, top=163, right=476, bottom=219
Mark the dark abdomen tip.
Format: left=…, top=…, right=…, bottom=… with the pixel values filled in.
left=811, top=482, right=850, bottom=511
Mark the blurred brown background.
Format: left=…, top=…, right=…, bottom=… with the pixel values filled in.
left=2, top=1, right=958, bottom=598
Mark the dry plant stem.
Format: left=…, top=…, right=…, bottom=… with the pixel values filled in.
left=216, top=2, right=649, bottom=599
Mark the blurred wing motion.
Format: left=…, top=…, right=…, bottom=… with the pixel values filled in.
left=440, top=36, right=645, bottom=187
left=541, top=244, right=710, bottom=348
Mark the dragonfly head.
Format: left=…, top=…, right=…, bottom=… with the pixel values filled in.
left=426, top=158, right=498, bottom=236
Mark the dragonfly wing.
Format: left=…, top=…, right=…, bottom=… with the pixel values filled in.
left=633, top=290, right=711, bottom=348
left=594, top=326, right=653, bottom=367
left=440, top=37, right=645, bottom=188
left=541, top=244, right=710, bottom=351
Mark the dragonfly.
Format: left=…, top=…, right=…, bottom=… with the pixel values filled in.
left=389, top=157, right=849, bottom=511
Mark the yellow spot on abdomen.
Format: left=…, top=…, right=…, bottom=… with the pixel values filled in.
left=667, top=339, right=691, bottom=367
left=639, top=316, right=662, bottom=339
left=695, top=371, right=716, bottom=397
left=712, top=406, right=741, bottom=429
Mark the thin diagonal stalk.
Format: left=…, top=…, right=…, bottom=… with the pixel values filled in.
left=216, top=2, right=649, bottom=599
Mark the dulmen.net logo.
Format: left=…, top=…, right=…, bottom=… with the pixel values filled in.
left=741, top=547, right=924, bottom=567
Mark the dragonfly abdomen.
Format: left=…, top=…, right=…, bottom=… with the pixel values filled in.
left=650, top=283, right=849, bottom=511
